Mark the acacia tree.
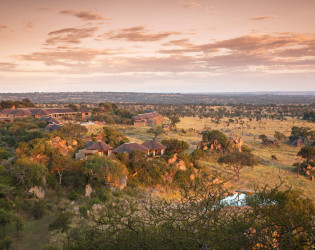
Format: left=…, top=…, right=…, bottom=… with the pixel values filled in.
left=49, top=148, right=72, bottom=185
left=274, top=131, right=286, bottom=141
left=161, top=139, right=189, bottom=154
left=218, top=151, right=258, bottom=180
left=297, top=145, right=315, bottom=163
left=201, top=129, right=230, bottom=151
left=147, top=126, right=165, bottom=140
left=167, top=115, right=180, bottom=130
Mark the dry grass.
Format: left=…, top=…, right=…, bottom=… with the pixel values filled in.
left=86, top=118, right=315, bottom=200
left=178, top=117, right=315, bottom=200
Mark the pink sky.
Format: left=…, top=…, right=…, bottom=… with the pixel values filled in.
left=0, top=0, right=314, bottom=92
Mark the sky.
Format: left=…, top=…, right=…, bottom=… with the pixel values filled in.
left=0, top=0, right=315, bottom=93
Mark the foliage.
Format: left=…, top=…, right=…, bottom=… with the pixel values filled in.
left=161, top=139, right=189, bottom=154
left=0, top=149, right=11, bottom=161
left=201, top=129, right=229, bottom=149
left=297, top=145, right=315, bottom=162
left=54, top=124, right=87, bottom=139
left=63, top=181, right=315, bottom=249
left=289, top=126, right=315, bottom=142
left=274, top=130, right=287, bottom=141
left=218, top=151, right=258, bottom=180
left=132, top=158, right=169, bottom=186
left=11, top=158, right=46, bottom=190
left=32, top=200, right=46, bottom=219
left=49, top=211, right=73, bottom=233
left=84, top=156, right=127, bottom=187
left=191, top=149, right=205, bottom=163
left=102, top=127, right=129, bottom=148
left=167, top=115, right=180, bottom=129
left=147, top=126, right=165, bottom=140
left=259, top=134, right=268, bottom=144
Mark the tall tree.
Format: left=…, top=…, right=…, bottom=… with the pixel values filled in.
left=218, top=151, right=258, bottom=180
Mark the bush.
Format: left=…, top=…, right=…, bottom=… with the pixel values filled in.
left=32, top=200, right=46, bottom=219
left=79, top=206, right=88, bottom=218
left=95, top=187, right=112, bottom=202
left=174, top=170, right=190, bottom=185
left=68, top=191, right=79, bottom=201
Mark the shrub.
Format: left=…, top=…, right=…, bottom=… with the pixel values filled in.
left=79, top=206, right=88, bottom=218
left=68, top=191, right=79, bottom=201
left=32, top=200, right=46, bottom=219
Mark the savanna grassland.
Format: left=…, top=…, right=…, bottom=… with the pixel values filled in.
left=0, top=99, right=314, bottom=249
left=118, top=116, right=315, bottom=200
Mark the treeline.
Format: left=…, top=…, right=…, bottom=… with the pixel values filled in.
left=118, top=103, right=315, bottom=121
left=0, top=99, right=36, bottom=109
left=1, top=92, right=315, bottom=104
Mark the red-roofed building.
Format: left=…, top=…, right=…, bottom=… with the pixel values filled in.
left=133, top=111, right=165, bottom=126
left=141, top=140, right=166, bottom=156
left=0, top=108, right=78, bottom=120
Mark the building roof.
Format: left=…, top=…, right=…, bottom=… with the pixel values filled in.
left=9, top=109, right=32, bottom=116
left=80, top=108, right=90, bottom=113
left=112, top=143, right=149, bottom=154
left=44, top=123, right=62, bottom=132
left=85, top=140, right=112, bottom=152
left=0, top=109, right=14, bottom=115
left=40, top=116, right=60, bottom=124
left=142, top=140, right=166, bottom=150
left=134, top=111, right=160, bottom=120
left=86, top=140, right=95, bottom=148
left=40, top=108, right=76, bottom=114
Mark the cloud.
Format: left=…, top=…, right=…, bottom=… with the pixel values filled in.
left=182, top=1, right=201, bottom=8
left=103, top=26, right=180, bottom=42
left=159, top=33, right=315, bottom=71
left=37, top=7, right=51, bottom=11
left=60, top=9, right=110, bottom=21
left=251, top=15, right=279, bottom=21
left=0, top=25, right=7, bottom=29
left=14, top=32, right=315, bottom=76
left=16, top=47, right=120, bottom=68
left=0, top=62, right=16, bottom=71
left=45, top=27, right=98, bottom=45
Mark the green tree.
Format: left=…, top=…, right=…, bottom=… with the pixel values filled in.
left=102, top=127, right=129, bottom=148
left=55, top=124, right=87, bottom=139
left=297, top=145, right=315, bottom=163
left=202, top=130, right=229, bottom=149
left=289, top=126, right=315, bottom=142
left=218, top=151, right=258, bottom=180
left=49, top=211, right=73, bottom=233
left=11, top=158, right=46, bottom=190
left=84, top=156, right=127, bottom=186
left=274, top=131, right=287, bottom=141
left=161, top=139, right=189, bottom=154
left=167, top=115, right=180, bottom=129
left=147, top=126, right=165, bottom=140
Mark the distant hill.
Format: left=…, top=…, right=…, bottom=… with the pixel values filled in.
left=0, top=92, right=314, bottom=105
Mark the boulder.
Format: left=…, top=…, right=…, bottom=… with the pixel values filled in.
left=29, top=186, right=45, bottom=199
left=92, top=204, right=103, bottom=213
left=117, top=175, right=127, bottom=190
left=85, top=184, right=93, bottom=197
left=174, top=160, right=187, bottom=171
left=168, top=154, right=178, bottom=164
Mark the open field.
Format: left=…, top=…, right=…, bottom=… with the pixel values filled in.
left=117, top=117, right=315, bottom=200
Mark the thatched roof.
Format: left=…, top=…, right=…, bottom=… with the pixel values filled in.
left=112, top=143, right=149, bottom=154
left=44, top=124, right=62, bottom=132
left=85, top=140, right=112, bottom=151
left=142, top=140, right=166, bottom=150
